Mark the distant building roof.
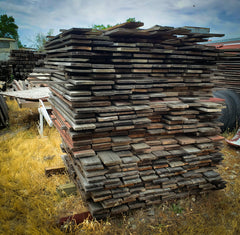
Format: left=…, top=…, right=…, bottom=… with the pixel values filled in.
left=0, top=37, right=16, bottom=42
left=205, top=37, right=240, bottom=49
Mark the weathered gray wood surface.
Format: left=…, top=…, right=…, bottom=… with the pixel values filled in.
left=1, top=87, right=50, bottom=100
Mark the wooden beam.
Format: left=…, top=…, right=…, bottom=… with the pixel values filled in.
left=45, top=165, right=66, bottom=177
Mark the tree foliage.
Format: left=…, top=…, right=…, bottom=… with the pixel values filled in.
left=17, top=40, right=24, bottom=48
left=92, top=17, right=139, bottom=30
left=32, top=29, right=54, bottom=51
left=92, top=24, right=113, bottom=30
left=126, top=17, right=137, bottom=23
left=0, top=14, right=19, bottom=40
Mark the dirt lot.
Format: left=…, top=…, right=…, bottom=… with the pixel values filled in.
left=0, top=99, right=240, bottom=234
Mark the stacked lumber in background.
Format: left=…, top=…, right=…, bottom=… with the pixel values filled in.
left=9, top=50, right=45, bottom=80
left=45, top=22, right=226, bottom=218
left=212, top=49, right=240, bottom=94
left=0, top=95, right=8, bottom=128
left=0, top=50, right=46, bottom=83
left=0, top=61, right=12, bottom=83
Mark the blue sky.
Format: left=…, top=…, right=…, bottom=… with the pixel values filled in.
left=1, top=0, right=240, bottom=47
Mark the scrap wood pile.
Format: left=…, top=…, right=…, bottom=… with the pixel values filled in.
left=27, top=67, right=57, bottom=86
left=212, top=49, right=240, bottom=94
left=44, top=22, right=226, bottom=218
left=1, top=79, right=50, bottom=109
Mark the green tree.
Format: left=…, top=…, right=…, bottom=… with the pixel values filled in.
left=32, top=29, right=54, bottom=51
left=0, top=14, right=24, bottom=48
left=126, top=17, right=137, bottom=23
left=92, top=24, right=112, bottom=30
left=17, top=40, right=24, bottom=48
left=0, top=14, right=19, bottom=39
left=92, top=18, right=139, bottom=30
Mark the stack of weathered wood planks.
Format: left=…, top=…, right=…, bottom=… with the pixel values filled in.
left=0, top=61, right=12, bottom=83
left=45, top=22, right=226, bottom=218
left=10, top=50, right=45, bottom=80
left=27, top=67, right=56, bottom=86
left=212, top=49, right=240, bottom=94
left=0, top=95, right=8, bottom=127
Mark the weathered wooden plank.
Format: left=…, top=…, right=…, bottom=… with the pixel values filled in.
left=45, top=166, right=66, bottom=176
left=98, top=151, right=122, bottom=166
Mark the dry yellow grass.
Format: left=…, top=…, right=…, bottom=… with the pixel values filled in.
left=0, top=99, right=73, bottom=234
left=1, top=98, right=240, bottom=235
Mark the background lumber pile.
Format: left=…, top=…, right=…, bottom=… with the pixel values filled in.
left=9, top=50, right=45, bottom=80
left=0, top=61, right=12, bottom=84
left=0, top=94, right=8, bottom=127
left=212, top=50, right=240, bottom=94
left=45, top=22, right=226, bottom=218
